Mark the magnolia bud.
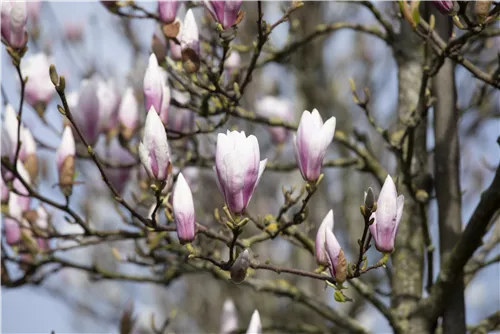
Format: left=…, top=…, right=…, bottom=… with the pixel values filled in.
left=205, top=1, right=244, bottom=30
left=294, top=109, right=336, bottom=181
left=431, top=1, right=459, bottom=15
left=230, top=249, right=250, bottom=283
left=215, top=131, right=266, bottom=214
left=364, top=187, right=375, bottom=211
left=369, top=175, right=404, bottom=253
left=158, top=1, right=178, bottom=24
left=180, top=9, right=200, bottom=73
left=173, top=173, right=196, bottom=244
left=56, top=126, right=75, bottom=197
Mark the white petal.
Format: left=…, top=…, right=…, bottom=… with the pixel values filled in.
left=118, top=87, right=139, bottom=128
left=376, top=175, right=398, bottom=224
left=315, top=209, right=334, bottom=264
left=22, top=127, right=36, bottom=154
left=395, top=194, right=405, bottom=228
left=246, top=310, right=261, bottom=334
left=173, top=173, right=194, bottom=218
left=181, top=9, right=198, bottom=45
left=319, top=116, right=336, bottom=149
left=56, top=126, right=75, bottom=170
left=138, top=142, right=153, bottom=177
left=220, top=299, right=238, bottom=334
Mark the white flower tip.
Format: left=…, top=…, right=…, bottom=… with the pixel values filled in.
left=148, top=53, right=159, bottom=67
left=182, top=9, right=199, bottom=42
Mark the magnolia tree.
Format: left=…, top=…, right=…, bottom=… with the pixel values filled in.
left=1, top=1, right=500, bottom=333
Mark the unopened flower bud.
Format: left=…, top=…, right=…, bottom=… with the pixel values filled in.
left=180, top=9, right=200, bottom=73
left=158, top=1, right=178, bottom=24
left=144, top=53, right=164, bottom=116
left=205, top=1, right=243, bottom=30
left=173, top=173, right=196, bottom=244
left=294, top=109, right=336, bottom=181
left=56, top=126, right=75, bottom=197
left=369, top=175, right=404, bottom=253
left=322, top=211, right=347, bottom=283
left=21, top=53, right=54, bottom=115
left=364, top=187, right=375, bottom=211
left=118, top=87, right=139, bottom=141
left=315, top=209, right=334, bottom=266
left=431, top=1, right=459, bottom=15
left=138, top=107, right=172, bottom=182
left=231, top=249, right=250, bottom=283
left=1, top=1, right=28, bottom=50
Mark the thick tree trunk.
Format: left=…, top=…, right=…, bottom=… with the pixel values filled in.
left=391, top=18, right=429, bottom=334
left=431, top=9, right=466, bottom=334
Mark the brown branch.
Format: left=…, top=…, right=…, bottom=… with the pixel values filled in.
left=417, top=162, right=500, bottom=323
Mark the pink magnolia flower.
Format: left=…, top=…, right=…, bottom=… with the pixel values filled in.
left=26, top=1, right=41, bottom=22
left=315, top=209, right=334, bottom=266
left=21, top=53, right=55, bottom=109
left=369, top=175, right=404, bottom=253
left=322, top=210, right=346, bottom=283
left=1, top=1, right=28, bottom=49
left=138, top=107, right=172, bottom=182
left=173, top=173, right=196, bottom=244
left=159, top=70, right=171, bottom=124
left=180, top=9, right=200, bottom=73
left=432, top=1, right=458, bottom=15
left=215, top=131, right=266, bottom=214
left=144, top=54, right=164, bottom=116
left=118, top=87, right=139, bottom=140
left=73, top=78, right=101, bottom=145
left=158, top=1, right=178, bottom=24
left=294, top=109, right=336, bottom=182
left=97, top=78, right=120, bottom=133
left=205, top=1, right=243, bottom=29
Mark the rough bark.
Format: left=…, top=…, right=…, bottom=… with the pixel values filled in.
left=431, top=10, right=466, bottom=334
left=391, top=19, right=428, bottom=334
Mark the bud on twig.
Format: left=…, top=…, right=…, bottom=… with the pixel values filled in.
left=56, top=126, right=75, bottom=197
left=230, top=249, right=250, bottom=283
left=364, top=187, right=375, bottom=211
left=180, top=9, right=200, bottom=73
